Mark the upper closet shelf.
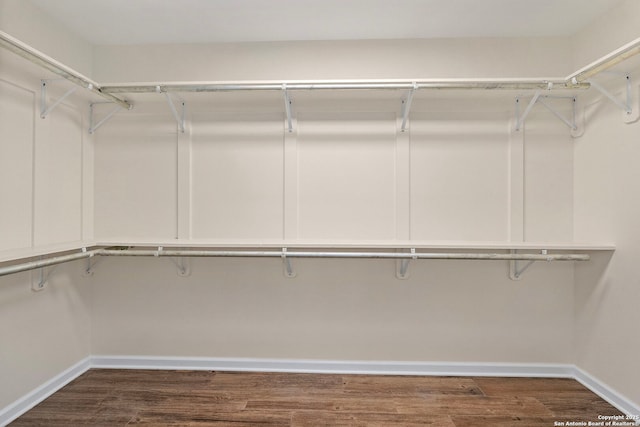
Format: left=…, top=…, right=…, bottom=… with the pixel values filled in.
left=94, top=238, right=616, bottom=252
left=0, top=30, right=131, bottom=109
left=3, top=29, right=640, bottom=106
left=0, top=240, right=614, bottom=283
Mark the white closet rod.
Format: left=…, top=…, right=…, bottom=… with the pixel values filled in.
left=99, top=248, right=589, bottom=261
left=0, top=248, right=589, bottom=278
left=0, top=249, right=101, bottom=277
left=101, top=79, right=588, bottom=93
left=3, top=30, right=640, bottom=97
left=568, top=35, right=640, bottom=83
left=99, top=37, right=640, bottom=94
left=0, top=30, right=132, bottom=110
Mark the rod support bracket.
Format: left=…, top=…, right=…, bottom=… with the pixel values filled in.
left=400, top=83, right=418, bottom=132
left=509, top=249, right=549, bottom=280
left=31, top=257, right=54, bottom=291
left=89, top=101, right=123, bottom=134
left=162, top=91, right=186, bottom=133
left=283, top=84, right=294, bottom=133
left=170, top=257, right=191, bottom=277
left=588, top=76, right=640, bottom=124
left=82, top=247, right=100, bottom=276
left=282, top=247, right=296, bottom=278
left=40, top=79, right=78, bottom=119
left=515, top=93, right=582, bottom=136
left=396, top=248, right=416, bottom=280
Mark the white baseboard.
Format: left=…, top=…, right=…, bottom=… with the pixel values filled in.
left=0, top=357, right=91, bottom=427
left=91, top=355, right=577, bottom=377
left=3, top=356, right=638, bottom=425
left=573, top=366, right=640, bottom=422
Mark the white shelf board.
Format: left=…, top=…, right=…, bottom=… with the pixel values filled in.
left=94, top=238, right=616, bottom=252
left=0, top=240, right=96, bottom=264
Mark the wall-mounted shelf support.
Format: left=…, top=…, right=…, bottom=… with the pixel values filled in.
left=89, top=102, right=123, bottom=134
left=396, top=248, right=417, bottom=279
left=515, top=91, right=542, bottom=131
left=158, top=87, right=185, bottom=133
left=283, top=85, right=294, bottom=133
left=0, top=30, right=131, bottom=109
left=153, top=246, right=189, bottom=276
left=40, top=79, right=78, bottom=119
left=587, top=76, right=640, bottom=123
left=81, top=247, right=99, bottom=276
left=509, top=249, right=552, bottom=280
left=31, top=259, right=53, bottom=291
left=537, top=96, right=577, bottom=131
left=515, top=93, right=580, bottom=135
left=282, top=247, right=296, bottom=278
left=169, top=257, right=190, bottom=277
left=0, top=246, right=597, bottom=283
left=400, top=83, right=418, bottom=132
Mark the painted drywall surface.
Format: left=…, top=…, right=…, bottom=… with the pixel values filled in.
left=89, top=31, right=577, bottom=364
left=93, top=112, right=178, bottom=239
left=0, top=0, right=93, bottom=77
left=571, top=0, right=640, bottom=408
left=0, top=1, right=93, bottom=411
left=90, top=255, right=574, bottom=363
left=89, top=90, right=577, bottom=364
left=92, top=37, right=572, bottom=82
left=571, top=0, right=640, bottom=72
left=0, top=50, right=88, bottom=255
left=573, top=94, right=640, bottom=407
left=0, top=263, right=91, bottom=409
left=92, top=95, right=575, bottom=244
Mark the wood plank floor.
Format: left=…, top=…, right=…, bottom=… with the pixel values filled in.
left=10, top=369, right=624, bottom=426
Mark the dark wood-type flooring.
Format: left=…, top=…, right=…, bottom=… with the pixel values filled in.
left=10, top=369, right=624, bottom=426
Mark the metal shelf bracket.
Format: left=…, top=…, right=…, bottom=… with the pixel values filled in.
left=31, top=262, right=53, bottom=291
left=515, top=90, right=542, bottom=131
left=89, top=102, right=123, bottom=134
left=587, top=75, right=640, bottom=123
left=283, top=84, right=294, bottom=133
left=154, top=246, right=190, bottom=276
left=282, top=247, right=296, bottom=278
left=170, top=257, right=191, bottom=277
left=515, top=92, right=581, bottom=136
left=157, top=87, right=185, bottom=133
left=82, top=247, right=100, bottom=276
left=40, top=79, right=78, bottom=119
left=509, top=249, right=552, bottom=280
left=400, top=82, right=418, bottom=132
left=396, top=248, right=417, bottom=280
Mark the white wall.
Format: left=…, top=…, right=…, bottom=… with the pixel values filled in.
left=571, top=0, right=640, bottom=408
left=89, top=36, right=579, bottom=367
left=2, top=0, right=640, bottom=415
left=0, top=0, right=93, bottom=410
left=90, top=256, right=575, bottom=363
left=0, top=263, right=91, bottom=410
left=574, top=86, right=640, bottom=410
left=93, top=37, right=571, bottom=83
left=0, top=0, right=93, bottom=76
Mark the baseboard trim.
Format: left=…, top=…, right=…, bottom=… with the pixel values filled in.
left=91, top=355, right=576, bottom=378
left=573, top=366, right=640, bottom=422
left=0, top=356, right=91, bottom=427
left=3, top=356, right=638, bottom=425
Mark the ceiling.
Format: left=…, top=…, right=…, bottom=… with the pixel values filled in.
left=31, top=0, right=624, bottom=46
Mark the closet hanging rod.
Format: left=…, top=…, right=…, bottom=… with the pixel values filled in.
left=98, top=248, right=589, bottom=261
left=0, top=249, right=101, bottom=278
left=0, top=248, right=589, bottom=278
left=100, top=79, right=588, bottom=94
left=568, top=36, right=640, bottom=83
left=0, top=31, right=132, bottom=110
